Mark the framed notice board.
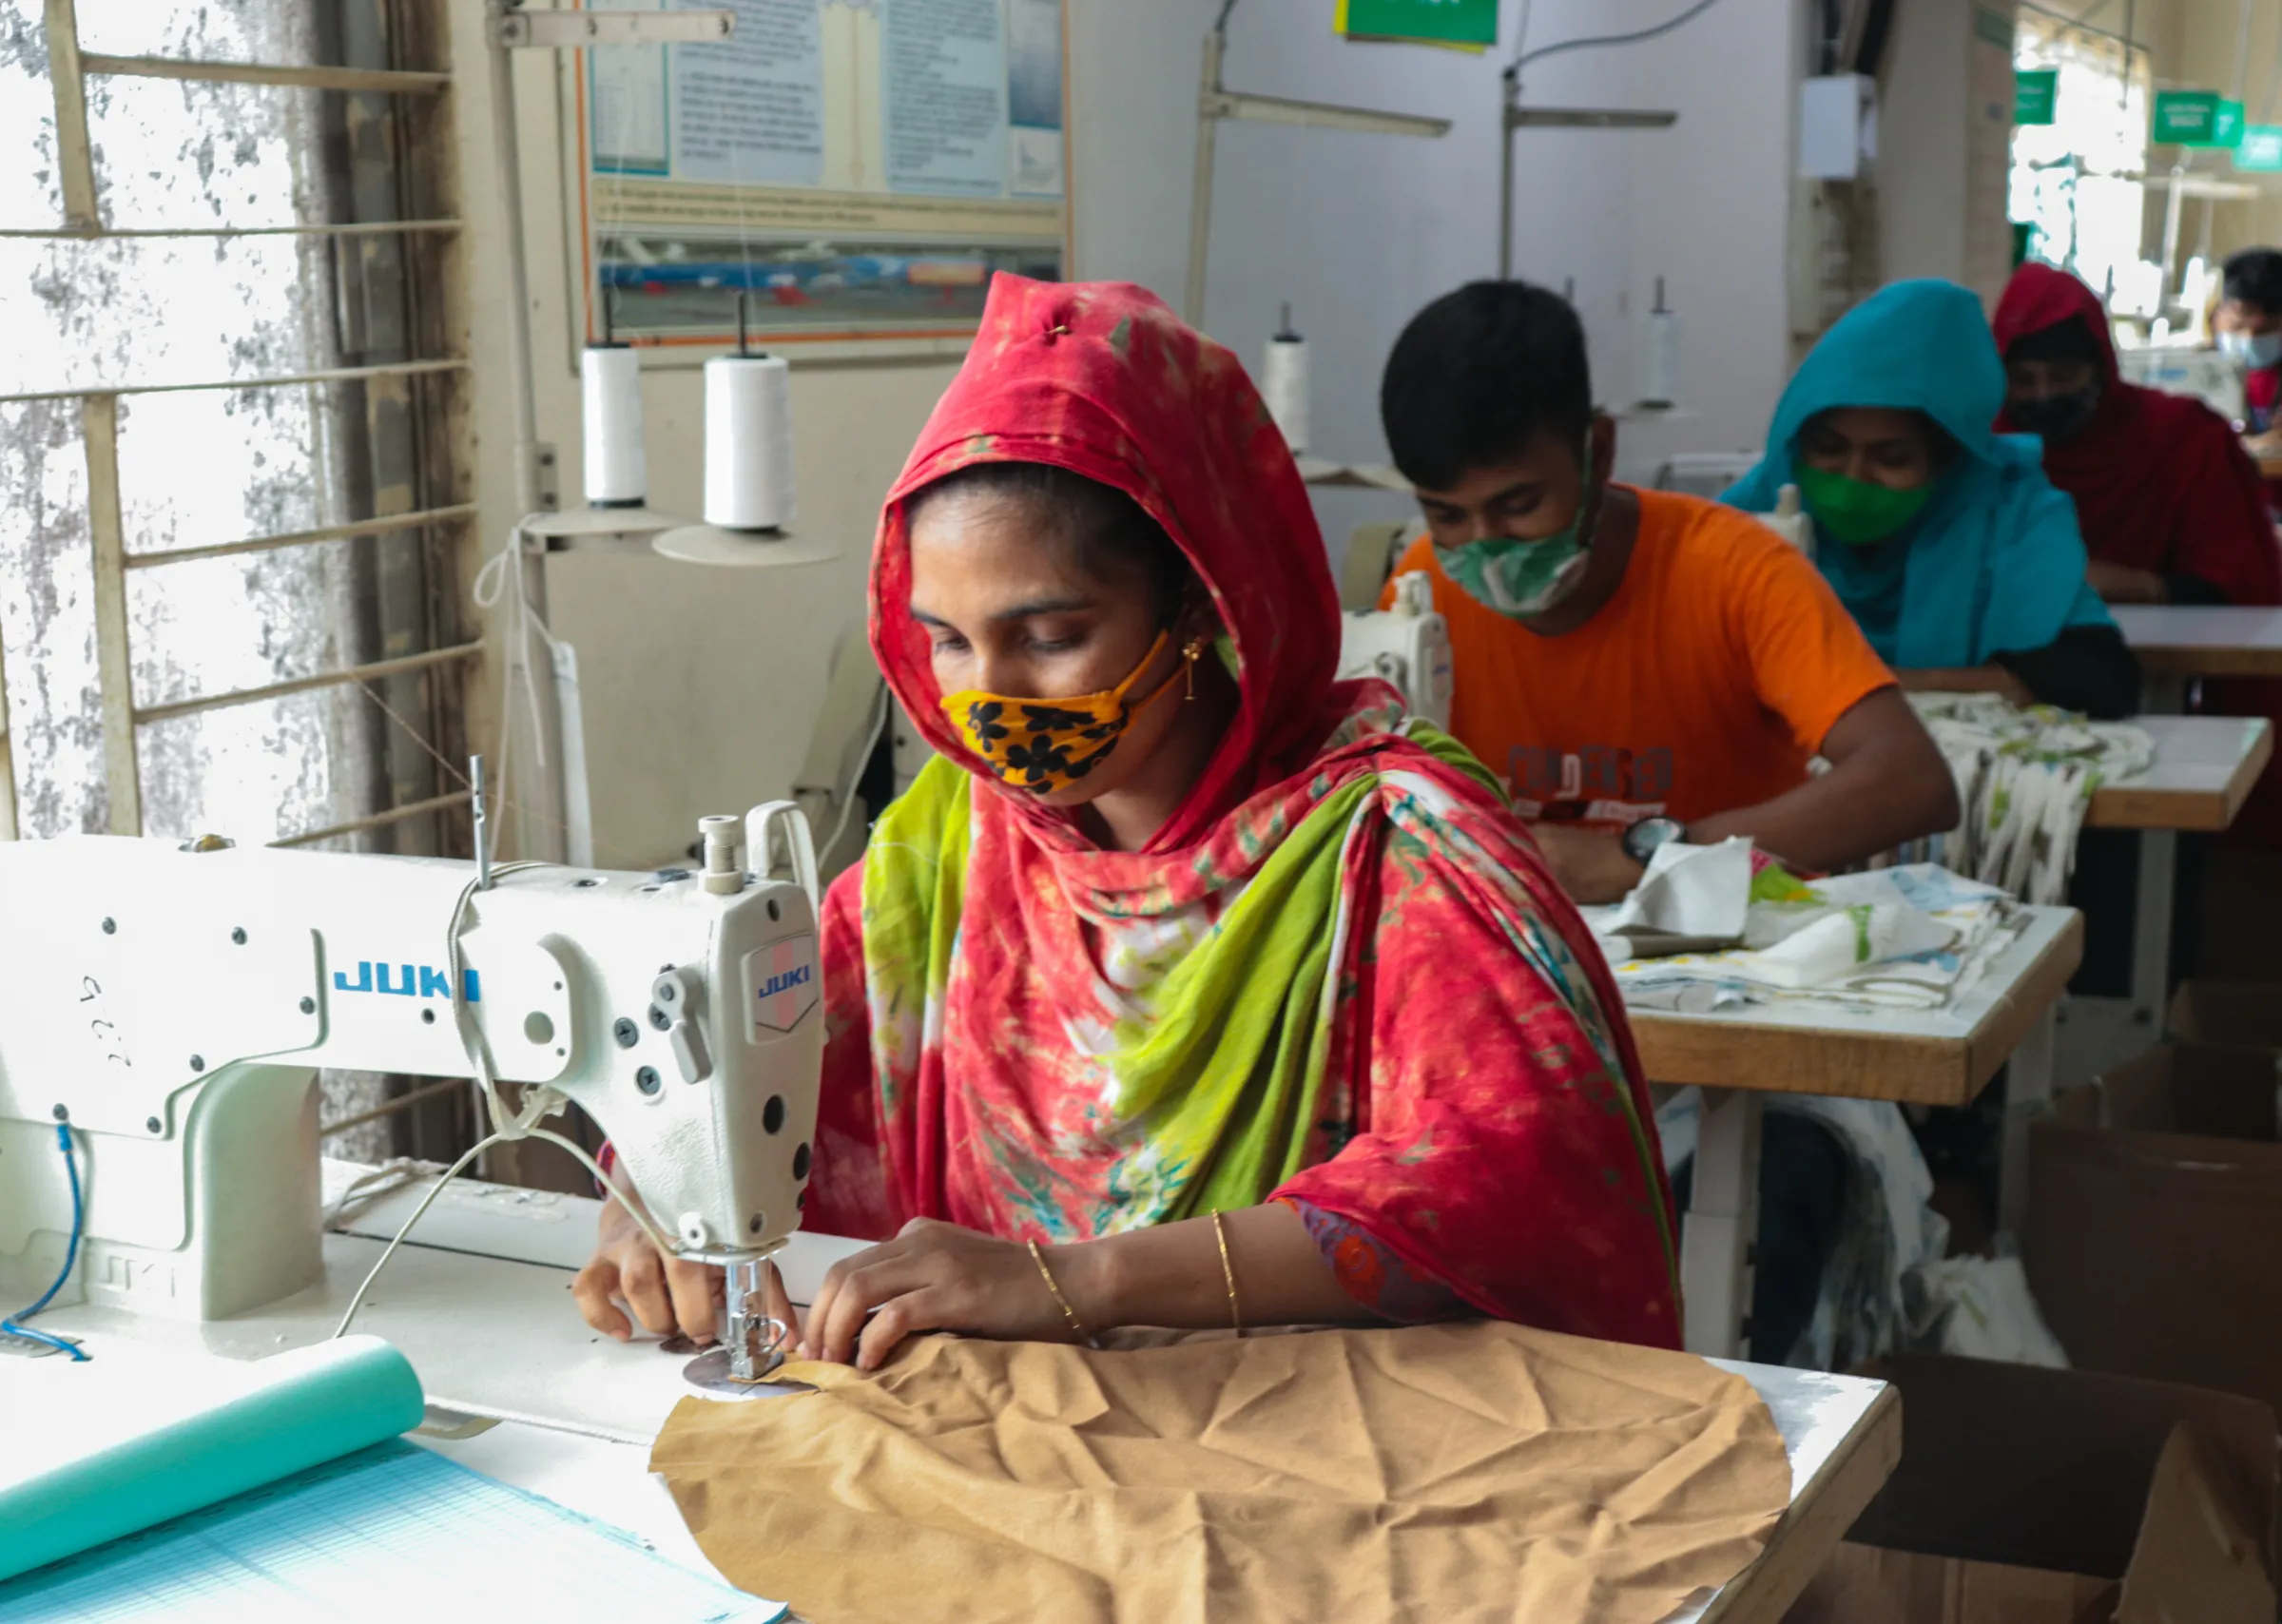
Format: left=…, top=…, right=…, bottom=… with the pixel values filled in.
left=565, top=0, right=1072, bottom=357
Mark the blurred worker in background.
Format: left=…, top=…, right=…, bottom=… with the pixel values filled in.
left=1726, top=279, right=2138, bottom=721
left=1995, top=260, right=2280, bottom=609
left=1374, top=280, right=1956, bottom=912
left=2217, top=247, right=2282, bottom=444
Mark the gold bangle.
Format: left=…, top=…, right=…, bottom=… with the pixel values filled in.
left=1028, top=1240, right=1099, bottom=1349
left=1211, top=1209, right=1242, bottom=1337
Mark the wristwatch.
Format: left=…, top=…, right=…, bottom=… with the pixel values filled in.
left=1620, top=816, right=1687, bottom=867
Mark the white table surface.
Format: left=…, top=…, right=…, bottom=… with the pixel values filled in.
left=2085, top=714, right=2272, bottom=830
left=2112, top=603, right=2282, bottom=667
left=6, top=1187, right=1891, bottom=1622
left=1628, top=902, right=2079, bottom=1106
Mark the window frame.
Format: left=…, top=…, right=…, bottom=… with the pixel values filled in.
left=4, top=0, right=478, bottom=851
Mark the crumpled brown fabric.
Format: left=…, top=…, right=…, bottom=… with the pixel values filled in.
left=648, top=1322, right=1789, bottom=1624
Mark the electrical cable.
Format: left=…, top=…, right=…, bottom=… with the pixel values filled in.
left=471, top=518, right=571, bottom=878
left=3, top=1123, right=89, bottom=1362
left=331, top=838, right=685, bottom=1343
left=1212, top=0, right=1240, bottom=36
left=1510, top=0, right=1728, bottom=72
left=1852, top=0, right=1896, bottom=78
left=1500, top=0, right=1534, bottom=77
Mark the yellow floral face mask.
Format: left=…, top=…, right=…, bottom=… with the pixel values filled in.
left=939, top=628, right=1192, bottom=795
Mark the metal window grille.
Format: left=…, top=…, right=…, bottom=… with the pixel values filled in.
left=2, top=0, right=480, bottom=1158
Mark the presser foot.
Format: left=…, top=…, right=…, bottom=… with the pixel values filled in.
left=681, top=1341, right=790, bottom=1393
left=677, top=1307, right=794, bottom=1393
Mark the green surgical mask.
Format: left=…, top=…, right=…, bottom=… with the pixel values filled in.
left=1795, top=464, right=1933, bottom=548
left=1432, top=435, right=1604, bottom=619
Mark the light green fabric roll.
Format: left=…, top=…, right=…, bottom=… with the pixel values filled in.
left=0, top=1335, right=424, bottom=1582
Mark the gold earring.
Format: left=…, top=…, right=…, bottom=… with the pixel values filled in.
left=1183, top=637, right=1205, bottom=701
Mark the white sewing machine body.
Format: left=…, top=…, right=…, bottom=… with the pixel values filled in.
left=1751, top=482, right=1813, bottom=558
left=2118, top=343, right=2247, bottom=428
left=1338, top=570, right=1453, bottom=730
left=0, top=831, right=822, bottom=1328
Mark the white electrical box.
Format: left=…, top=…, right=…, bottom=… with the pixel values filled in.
left=1800, top=74, right=1878, bottom=180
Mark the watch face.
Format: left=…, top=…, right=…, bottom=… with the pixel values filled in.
left=1623, top=817, right=1682, bottom=864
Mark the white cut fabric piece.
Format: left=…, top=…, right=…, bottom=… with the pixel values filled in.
left=1611, top=863, right=2024, bottom=1015
left=1585, top=836, right=1754, bottom=944
left=1656, top=1088, right=1950, bottom=1370
left=1904, top=693, right=2154, bottom=905
left=1905, top=1254, right=2071, bottom=1367
left=1727, top=904, right=1960, bottom=990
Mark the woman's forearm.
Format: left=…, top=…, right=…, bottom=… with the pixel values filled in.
left=1054, top=1202, right=1374, bottom=1333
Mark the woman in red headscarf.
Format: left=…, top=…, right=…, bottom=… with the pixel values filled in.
left=1993, top=261, right=2280, bottom=608
left=576, top=275, right=1679, bottom=1364
left=1993, top=261, right=2282, bottom=848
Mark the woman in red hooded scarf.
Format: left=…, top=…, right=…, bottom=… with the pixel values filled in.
left=576, top=276, right=1679, bottom=1365
left=1992, top=261, right=2280, bottom=608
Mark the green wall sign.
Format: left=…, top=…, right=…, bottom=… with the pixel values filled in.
left=2016, top=68, right=2058, bottom=126
left=2237, top=125, right=2282, bottom=171
left=1340, top=0, right=1498, bottom=45
left=2154, top=88, right=2240, bottom=147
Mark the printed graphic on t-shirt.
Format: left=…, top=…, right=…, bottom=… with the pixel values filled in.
left=1505, top=744, right=1672, bottom=826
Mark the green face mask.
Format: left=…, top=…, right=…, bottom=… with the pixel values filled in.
left=1795, top=464, right=1933, bottom=548
left=1432, top=434, right=1603, bottom=620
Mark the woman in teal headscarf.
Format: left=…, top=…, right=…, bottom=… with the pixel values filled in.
left=1724, top=279, right=2138, bottom=719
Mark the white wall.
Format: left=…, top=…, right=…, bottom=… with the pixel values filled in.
left=452, top=0, right=1808, bottom=867
left=1072, top=0, right=1806, bottom=547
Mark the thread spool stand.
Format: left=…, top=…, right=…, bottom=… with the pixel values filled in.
left=655, top=292, right=838, bottom=570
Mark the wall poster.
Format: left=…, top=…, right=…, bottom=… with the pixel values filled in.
left=568, top=0, right=1070, bottom=353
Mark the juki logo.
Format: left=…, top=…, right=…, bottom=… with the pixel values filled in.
left=333, top=961, right=481, bottom=1001
left=757, top=964, right=811, bottom=1000
left=750, top=935, right=820, bottom=1034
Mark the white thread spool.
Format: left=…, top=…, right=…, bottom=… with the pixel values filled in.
left=1640, top=276, right=1679, bottom=410
left=1261, top=302, right=1310, bottom=455
left=704, top=352, right=797, bottom=531
left=581, top=343, right=647, bottom=507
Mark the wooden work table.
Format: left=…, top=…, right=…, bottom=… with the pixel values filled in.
left=2084, top=713, right=2272, bottom=831
left=1630, top=906, right=2082, bottom=1109
left=2111, top=604, right=2282, bottom=679
left=1632, top=906, right=2081, bottom=1362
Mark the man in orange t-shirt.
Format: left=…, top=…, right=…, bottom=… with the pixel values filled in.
left=1379, top=282, right=1958, bottom=903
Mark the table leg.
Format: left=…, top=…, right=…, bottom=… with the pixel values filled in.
left=2127, top=828, right=2177, bottom=1036
left=1681, top=1088, right=1761, bottom=1360
left=1999, top=1006, right=2058, bottom=1238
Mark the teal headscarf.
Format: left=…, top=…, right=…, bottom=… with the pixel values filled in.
left=1722, top=279, right=2113, bottom=670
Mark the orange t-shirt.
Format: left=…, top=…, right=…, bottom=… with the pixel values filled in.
left=1382, top=487, right=1896, bottom=828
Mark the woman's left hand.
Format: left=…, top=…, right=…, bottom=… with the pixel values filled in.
left=799, top=1218, right=1094, bottom=1370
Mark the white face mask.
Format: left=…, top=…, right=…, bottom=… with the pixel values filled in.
left=2220, top=328, right=2282, bottom=371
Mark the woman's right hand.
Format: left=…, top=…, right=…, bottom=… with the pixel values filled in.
left=573, top=1192, right=725, bottom=1343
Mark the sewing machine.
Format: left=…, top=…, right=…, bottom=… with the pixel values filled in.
left=1751, top=482, right=1812, bottom=556
left=2118, top=343, right=2247, bottom=429
left=0, top=807, right=824, bottom=1383
left=1337, top=570, right=1454, bottom=729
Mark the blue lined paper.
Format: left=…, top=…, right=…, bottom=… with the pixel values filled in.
left=0, top=1440, right=783, bottom=1623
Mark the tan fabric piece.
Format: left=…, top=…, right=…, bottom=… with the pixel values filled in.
left=649, top=1322, right=1790, bottom=1624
